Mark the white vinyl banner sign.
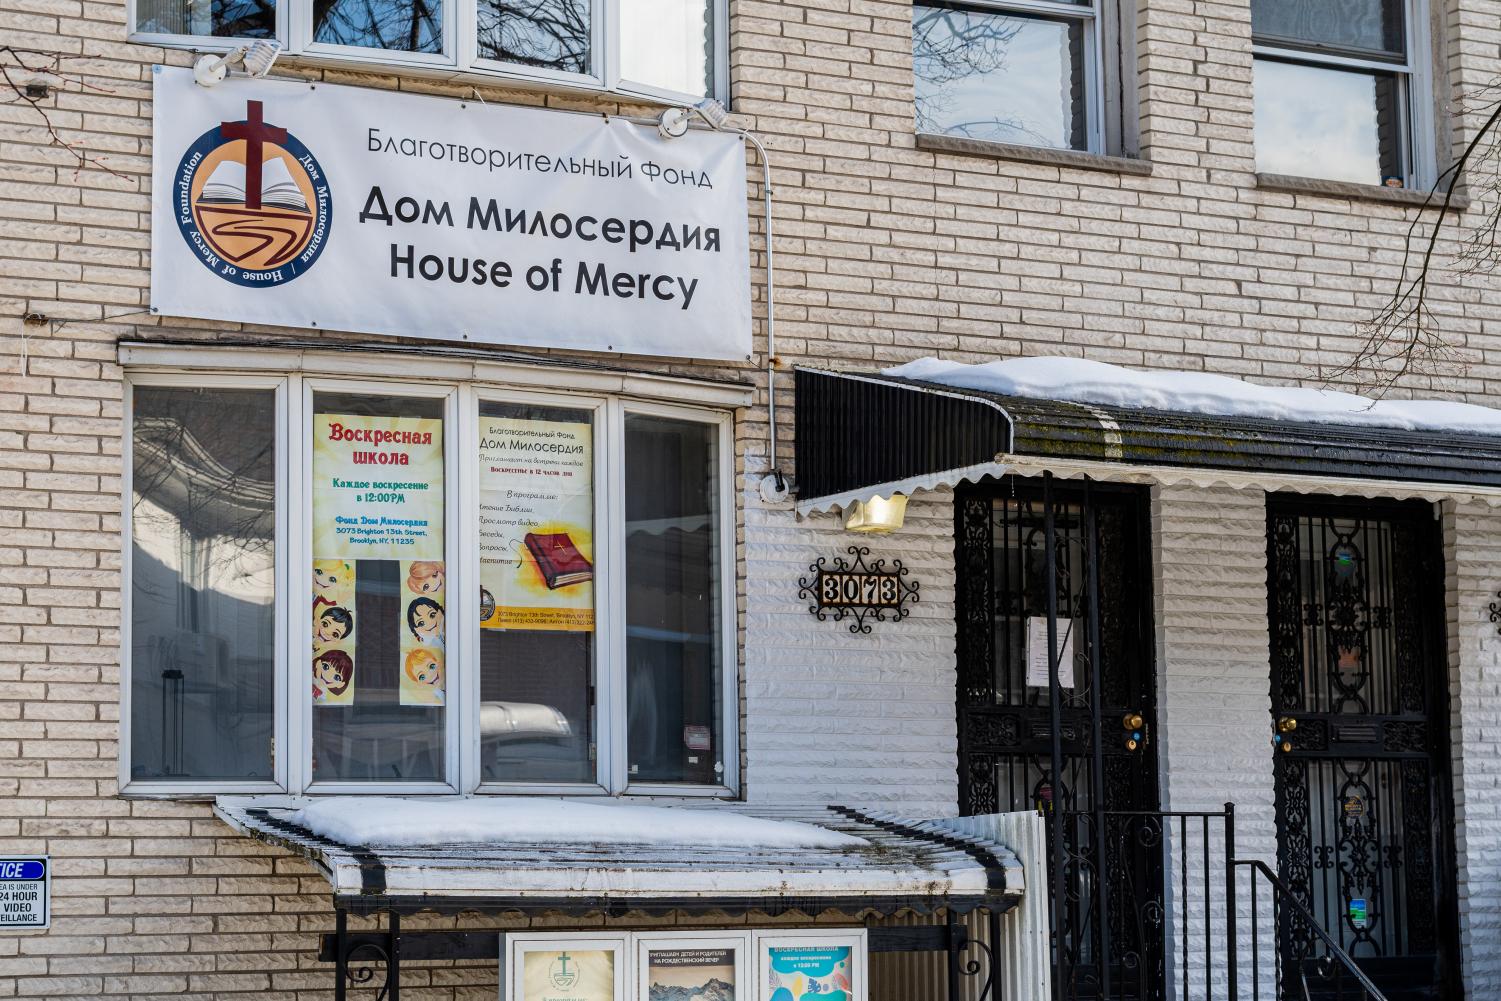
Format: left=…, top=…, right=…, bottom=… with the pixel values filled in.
left=149, top=65, right=752, bottom=360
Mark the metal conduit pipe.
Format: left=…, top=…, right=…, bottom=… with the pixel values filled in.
left=676, top=102, right=783, bottom=496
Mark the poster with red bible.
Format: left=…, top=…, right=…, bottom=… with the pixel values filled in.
left=477, top=415, right=595, bottom=632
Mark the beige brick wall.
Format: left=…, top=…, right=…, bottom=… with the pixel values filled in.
left=6, top=0, right=1501, bottom=996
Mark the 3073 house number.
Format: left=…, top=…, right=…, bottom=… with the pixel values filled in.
left=799, top=546, right=919, bottom=634
left=820, top=571, right=901, bottom=606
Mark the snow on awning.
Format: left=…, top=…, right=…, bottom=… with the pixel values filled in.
left=214, top=799, right=1022, bottom=918
left=794, top=361, right=1501, bottom=513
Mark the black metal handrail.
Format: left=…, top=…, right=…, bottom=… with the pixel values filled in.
left=1234, top=858, right=1388, bottom=1001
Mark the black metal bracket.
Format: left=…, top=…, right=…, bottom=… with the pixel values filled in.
left=867, top=911, right=998, bottom=1001
left=331, top=908, right=400, bottom=1001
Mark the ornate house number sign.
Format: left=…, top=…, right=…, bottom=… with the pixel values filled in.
left=799, top=546, right=919, bottom=633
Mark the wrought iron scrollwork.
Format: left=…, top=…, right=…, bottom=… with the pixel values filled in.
left=797, top=545, right=919, bottom=634
left=951, top=926, right=995, bottom=1001
left=345, top=940, right=393, bottom=1001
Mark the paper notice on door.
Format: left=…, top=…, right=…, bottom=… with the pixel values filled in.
left=1026, top=615, right=1076, bottom=689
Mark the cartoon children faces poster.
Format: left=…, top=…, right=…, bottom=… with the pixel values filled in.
left=310, top=411, right=446, bottom=708
left=399, top=559, right=445, bottom=706
left=312, top=559, right=357, bottom=705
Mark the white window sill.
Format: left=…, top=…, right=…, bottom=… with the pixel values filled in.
left=133, top=36, right=715, bottom=110
left=1255, top=172, right=1470, bottom=211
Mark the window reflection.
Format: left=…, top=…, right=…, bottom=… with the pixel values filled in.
left=476, top=402, right=597, bottom=784
left=1253, top=59, right=1401, bottom=185
left=913, top=5, right=1087, bottom=150
left=314, top=0, right=443, bottom=53
left=1251, top=0, right=1404, bottom=57
left=625, top=414, right=723, bottom=786
left=131, top=387, right=276, bottom=782
left=310, top=392, right=446, bottom=783
left=619, top=0, right=713, bottom=96
left=136, top=0, right=275, bottom=37
left=477, top=0, right=589, bottom=73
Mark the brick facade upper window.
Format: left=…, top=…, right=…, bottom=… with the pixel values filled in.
left=129, top=0, right=725, bottom=102
left=910, top=0, right=1139, bottom=158
left=1251, top=0, right=1435, bottom=188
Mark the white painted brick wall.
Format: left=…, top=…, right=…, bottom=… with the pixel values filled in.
left=742, top=485, right=958, bottom=816
left=1153, top=484, right=1275, bottom=998
left=1444, top=500, right=1501, bottom=998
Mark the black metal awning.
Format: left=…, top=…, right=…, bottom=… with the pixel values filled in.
left=794, top=367, right=1501, bottom=507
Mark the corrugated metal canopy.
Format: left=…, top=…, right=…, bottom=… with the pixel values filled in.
left=794, top=367, right=1501, bottom=508
left=215, top=801, right=1021, bottom=918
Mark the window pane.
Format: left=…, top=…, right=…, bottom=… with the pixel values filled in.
left=1252, top=0, right=1404, bottom=57
left=134, top=0, right=274, bottom=37
left=619, top=0, right=713, bottom=97
left=477, top=0, right=590, bottom=73
left=314, top=0, right=442, bottom=53
left=913, top=6, right=1088, bottom=151
left=625, top=414, right=723, bottom=786
left=311, top=393, right=446, bottom=783
left=1253, top=59, right=1403, bottom=185
left=476, top=402, right=597, bottom=784
left=130, top=387, right=275, bottom=782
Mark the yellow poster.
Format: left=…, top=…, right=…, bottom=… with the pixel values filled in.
left=312, top=413, right=444, bottom=561
left=477, top=417, right=594, bottom=632
left=312, top=558, right=356, bottom=706
left=398, top=559, right=445, bottom=706
left=522, top=949, right=616, bottom=1001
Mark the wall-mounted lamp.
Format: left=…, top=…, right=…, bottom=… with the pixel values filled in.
left=844, top=494, right=907, bottom=534
left=193, top=40, right=282, bottom=87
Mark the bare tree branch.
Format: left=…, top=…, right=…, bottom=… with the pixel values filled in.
left=1350, top=86, right=1501, bottom=393
left=0, top=46, right=124, bottom=177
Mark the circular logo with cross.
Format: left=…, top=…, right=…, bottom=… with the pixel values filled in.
left=173, top=99, right=332, bottom=287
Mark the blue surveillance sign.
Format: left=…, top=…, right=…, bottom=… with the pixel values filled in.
left=0, top=857, right=49, bottom=929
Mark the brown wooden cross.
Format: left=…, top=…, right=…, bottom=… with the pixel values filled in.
left=220, top=100, right=287, bottom=210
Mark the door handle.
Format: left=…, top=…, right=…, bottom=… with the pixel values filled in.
left=1275, top=716, right=1296, bottom=752
left=1122, top=711, right=1145, bottom=751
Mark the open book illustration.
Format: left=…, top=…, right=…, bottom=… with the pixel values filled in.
left=523, top=532, right=594, bottom=589
left=198, top=157, right=310, bottom=213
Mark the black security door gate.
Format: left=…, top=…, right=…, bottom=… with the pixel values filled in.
left=957, top=475, right=1163, bottom=1000
left=1266, top=497, right=1459, bottom=1001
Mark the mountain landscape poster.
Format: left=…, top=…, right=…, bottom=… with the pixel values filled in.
left=646, top=947, right=736, bottom=1001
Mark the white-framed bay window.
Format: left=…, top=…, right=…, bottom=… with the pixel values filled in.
left=127, top=0, right=726, bottom=103
left=1252, top=0, right=1437, bottom=189
left=121, top=361, right=739, bottom=798
left=911, top=0, right=1121, bottom=155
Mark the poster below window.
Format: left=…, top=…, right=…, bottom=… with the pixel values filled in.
left=312, top=559, right=356, bottom=705
left=1026, top=615, right=1076, bottom=689
left=645, top=948, right=736, bottom=1001
left=755, top=932, right=866, bottom=1001
left=477, top=416, right=594, bottom=632
left=764, top=947, right=852, bottom=1001
left=507, top=935, right=627, bottom=1001
left=523, top=949, right=615, bottom=1001
left=311, top=412, right=445, bottom=561
left=635, top=934, right=748, bottom=1001
left=399, top=559, right=446, bottom=706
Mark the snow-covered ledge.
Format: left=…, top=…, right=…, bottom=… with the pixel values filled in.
left=886, top=357, right=1501, bottom=434
left=213, top=797, right=1023, bottom=916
